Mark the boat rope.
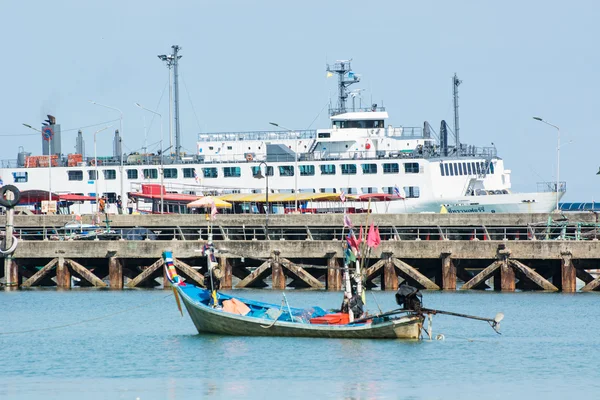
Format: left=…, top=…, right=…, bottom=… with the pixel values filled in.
left=0, top=293, right=173, bottom=335
left=260, top=299, right=286, bottom=329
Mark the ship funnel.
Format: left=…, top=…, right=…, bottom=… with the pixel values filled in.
left=440, top=120, right=448, bottom=157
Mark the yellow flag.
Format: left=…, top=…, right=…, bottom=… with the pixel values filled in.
left=326, top=71, right=333, bottom=78
left=440, top=205, right=448, bottom=214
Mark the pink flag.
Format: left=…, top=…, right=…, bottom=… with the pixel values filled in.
left=367, top=222, right=377, bottom=248
left=374, top=226, right=381, bottom=248
left=340, top=190, right=346, bottom=203
left=210, top=199, right=218, bottom=220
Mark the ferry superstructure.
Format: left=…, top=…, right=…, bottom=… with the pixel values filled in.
left=0, top=52, right=564, bottom=214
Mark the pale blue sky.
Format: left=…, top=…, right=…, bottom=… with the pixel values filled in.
left=1, top=0, right=598, bottom=201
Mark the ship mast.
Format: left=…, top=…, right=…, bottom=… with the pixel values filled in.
left=453, top=73, right=462, bottom=149
left=158, top=45, right=183, bottom=161
left=327, top=60, right=360, bottom=115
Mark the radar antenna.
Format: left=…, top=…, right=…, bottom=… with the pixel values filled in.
left=327, top=60, right=360, bottom=115
left=453, top=73, right=462, bottom=149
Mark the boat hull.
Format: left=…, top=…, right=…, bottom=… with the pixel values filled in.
left=178, top=288, right=423, bottom=339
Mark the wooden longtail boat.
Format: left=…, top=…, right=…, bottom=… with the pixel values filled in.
left=175, top=283, right=425, bottom=339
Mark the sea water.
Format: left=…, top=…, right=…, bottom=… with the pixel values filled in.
left=1, top=288, right=599, bottom=400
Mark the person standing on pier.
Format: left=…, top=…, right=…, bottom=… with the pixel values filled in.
left=99, top=196, right=106, bottom=214
left=116, top=195, right=123, bottom=214
left=127, top=195, right=134, bottom=214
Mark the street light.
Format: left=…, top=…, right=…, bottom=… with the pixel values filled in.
left=253, top=161, right=269, bottom=239
left=269, top=121, right=299, bottom=212
left=90, top=101, right=125, bottom=205
left=136, top=103, right=165, bottom=214
left=22, top=123, right=53, bottom=203
left=94, top=126, right=113, bottom=213
left=533, top=117, right=561, bottom=211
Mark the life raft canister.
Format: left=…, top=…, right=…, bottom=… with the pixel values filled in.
left=245, top=153, right=254, bottom=162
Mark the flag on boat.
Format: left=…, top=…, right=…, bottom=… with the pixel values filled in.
left=210, top=199, right=218, bottom=220
left=367, top=222, right=381, bottom=249
left=346, top=228, right=359, bottom=251
left=343, top=214, right=353, bottom=228
left=163, top=250, right=185, bottom=286
left=394, top=184, right=405, bottom=199
left=326, top=71, right=333, bottom=78
left=340, top=190, right=346, bottom=203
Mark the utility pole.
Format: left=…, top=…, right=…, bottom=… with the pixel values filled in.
left=158, top=45, right=182, bottom=161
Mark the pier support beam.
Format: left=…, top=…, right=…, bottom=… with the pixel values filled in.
left=236, top=260, right=270, bottom=288
left=3, top=260, right=19, bottom=289
left=441, top=251, right=456, bottom=290
left=392, top=258, right=440, bottom=290
left=509, top=260, right=558, bottom=291
left=382, top=256, right=398, bottom=291
left=461, top=261, right=500, bottom=290
left=109, top=257, right=123, bottom=289
left=560, top=252, right=576, bottom=292
left=56, top=257, right=71, bottom=289
left=494, top=248, right=515, bottom=291
left=326, top=255, right=342, bottom=291
left=21, top=258, right=58, bottom=288
left=219, top=257, right=232, bottom=289
left=271, top=251, right=286, bottom=290
left=65, top=259, right=107, bottom=287
left=280, top=258, right=325, bottom=289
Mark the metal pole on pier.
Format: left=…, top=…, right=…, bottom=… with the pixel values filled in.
left=533, top=117, right=561, bottom=211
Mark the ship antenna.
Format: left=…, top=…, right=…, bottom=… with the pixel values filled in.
left=158, top=45, right=183, bottom=161
left=453, top=73, right=462, bottom=150
left=327, top=60, right=360, bottom=115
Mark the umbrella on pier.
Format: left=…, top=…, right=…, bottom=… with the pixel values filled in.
left=187, top=197, right=232, bottom=209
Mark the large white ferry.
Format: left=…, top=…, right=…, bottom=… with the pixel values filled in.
left=1, top=50, right=563, bottom=214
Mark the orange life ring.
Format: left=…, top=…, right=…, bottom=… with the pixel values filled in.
left=246, top=154, right=254, bottom=162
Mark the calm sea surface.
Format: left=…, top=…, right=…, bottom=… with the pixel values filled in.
left=1, top=288, right=599, bottom=400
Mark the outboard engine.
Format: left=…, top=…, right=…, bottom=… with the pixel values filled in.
left=395, top=284, right=423, bottom=312
left=203, top=269, right=221, bottom=291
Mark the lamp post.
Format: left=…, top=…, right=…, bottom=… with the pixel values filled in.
left=22, top=123, right=53, bottom=202
left=90, top=101, right=125, bottom=206
left=93, top=126, right=112, bottom=213
left=136, top=103, right=165, bottom=214
left=253, top=161, right=269, bottom=239
left=269, top=122, right=299, bottom=212
left=533, top=117, right=561, bottom=211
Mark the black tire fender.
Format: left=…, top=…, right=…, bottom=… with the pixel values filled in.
left=0, top=185, right=21, bottom=208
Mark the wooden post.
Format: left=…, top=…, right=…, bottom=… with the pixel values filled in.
left=382, top=256, right=398, bottom=291
left=56, top=257, right=71, bottom=289
left=495, top=247, right=515, bottom=292
left=271, top=251, right=285, bottom=290
left=326, top=256, right=342, bottom=291
left=3, top=195, right=17, bottom=290
left=560, top=251, right=576, bottom=293
left=441, top=251, right=456, bottom=291
left=219, top=257, right=232, bottom=289
left=109, top=257, right=123, bottom=289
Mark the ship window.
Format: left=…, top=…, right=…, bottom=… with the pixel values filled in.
left=440, top=164, right=445, bottom=176
left=12, top=172, right=28, bottom=183
left=252, top=166, right=274, bottom=177
left=462, top=162, right=467, bottom=175
left=490, top=162, right=495, bottom=174
left=143, top=169, right=158, bottom=179
left=341, top=164, right=357, bottom=175
left=279, top=166, right=294, bottom=176
left=458, top=163, right=463, bottom=175
left=383, top=187, right=394, bottom=195
left=320, top=188, right=337, bottom=193
left=127, top=169, right=138, bottom=179
left=320, top=164, right=336, bottom=175
left=318, top=132, right=331, bottom=138
left=88, top=170, right=97, bottom=181
left=404, top=162, right=419, bottom=173
left=104, top=169, right=117, bottom=180
left=68, top=170, right=83, bottom=181
left=444, top=164, right=449, bottom=176
left=299, top=165, right=315, bottom=176
left=227, top=146, right=232, bottom=150
left=403, top=186, right=420, bottom=198
left=475, top=163, right=481, bottom=174
left=361, top=187, right=378, bottom=194
left=223, top=167, right=241, bottom=178
left=105, top=192, right=117, bottom=204
left=202, top=167, right=218, bottom=178
left=361, top=163, right=377, bottom=174
left=467, top=163, right=472, bottom=175
left=298, top=188, right=316, bottom=193
left=183, top=168, right=195, bottom=178
left=383, top=163, right=399, bottom=174
left=209, top=146, right=214, bottom=150
left=342, top=187, right=359, bottom=194
left=164, top=168, right=178, bottom=179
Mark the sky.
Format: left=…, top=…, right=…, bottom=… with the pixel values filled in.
left=1, top=0, right=598, bottom=201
